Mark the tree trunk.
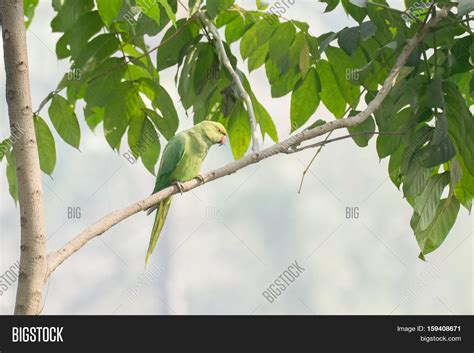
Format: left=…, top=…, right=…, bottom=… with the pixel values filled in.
left=1, top=0, right=47, bottom=315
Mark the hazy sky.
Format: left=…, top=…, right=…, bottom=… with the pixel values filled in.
left=0, top=0, right=472, bottom=315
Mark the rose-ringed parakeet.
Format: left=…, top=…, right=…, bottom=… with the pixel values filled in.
left=145, top=121, right=227, bottom=264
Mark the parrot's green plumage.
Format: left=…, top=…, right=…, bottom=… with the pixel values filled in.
left=145, top=121, right=227, bottom=264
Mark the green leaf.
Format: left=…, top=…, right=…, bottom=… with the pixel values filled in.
left=145, top=109, right=173, bottom=142
left=253, top=99, right=278, bottom=142
left=216, top=11, right=239, bottom=27
left=96, top=0, right=122, bottom=26
left=248, top=42, right=269, bottom=72
left=0, top=139, right=11, bottom=161
left=158, top=0, right=176, bottom=25
left=338, top=27, right=360, bottom=56
left=359, top=21, right=377, bottom=41
left=290, top=68, right=320, bottom=131
left=425, top=77, right=445, bottom=108
left=193, top=43, right=218, bottom=94
left=325, top=46, right=361, bottom=108
left=318, top=32, right=338, bottom=53
left=420, top=113, right=456, bottom=168
left=457, top=156, right=474, bottom=195
left=401, top=125, right=433, bottom=175
left=341, top=0, right=367, bottom=23
left=156, top=19, right=200, bottom=71
left=449, top=159, right=463, bottom=190
left=51, top=0, right=94, bottom=33
left=377, top=132, right=403, bottom=159
left=289, top=32, right=307, bottom=70
left=444, top=81, right=474, bottom=175
left=140, top=79, right=179, bottom=140
left=84, top=106, right=104, bottom=132
left=453, top=156, right=474, bottom=211
left=140, top=79, right=179, bottom=139
left=242, top=76, right=278, bottom=142
left=225, top=14, right=251, bottom=44
left=458, top=0, right=474, bottom=17
left=415, top=198, right=460, bottom=255
left=306, top=119, right=327, bottom=130
left=347, top=115, right=376, bottom=147
left=320, top=0, right=339, bottom=12
left=299, top=37, right=311, bottom=78
left=34, top=116, right=57, bottom=176
left=207, top=0, right=235, bottom=18
left=73, top=33, right=119, bottom=68
left=350, top=0, right=367, bottom=8
left=153, top=90, right=179, bottom=139
left=240, top=24, right=258, bottom=60
left=228, top=102, right=251, bottom=160
left=375, top=104, right=414, bottom=159
left=403, top=153, right=432, bottom=197
left=6, top=150, right=18, bottom=204
left=413, top=173, right=450, bottom=231
left=128, top=111, right=161, bottom=174
left=388, top=146, right=404, bottom=188
left=269, top=22, right=296, bottom=74
left=103, top=82, right=141, bottom=150
left=256, top=18, right=277, bottom=46
left=256, top=0, right=270, bottom=10
left=266, top=61, right=301, bottom=98
left=136, top=0, right=160, bottom=24
left=316, top=60, right=346, bottom=118
left=445, top=36, right=472, bottom=77
left=24, top=0, right=39, bottom=28
left=178, top=47, right=198, bottom=109
left=63, top=11, right=104, bottom=59
left=84, top=58, right=127, bottom=108
left=48, top=95, right=81, bottom=149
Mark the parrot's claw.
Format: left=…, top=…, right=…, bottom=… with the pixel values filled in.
left=197, top=174, right=205, bottom=184
left=174, top=181, right=186, bottom=194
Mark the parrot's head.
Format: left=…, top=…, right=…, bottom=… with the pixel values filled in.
left=199, top=121, right=227, bottom=146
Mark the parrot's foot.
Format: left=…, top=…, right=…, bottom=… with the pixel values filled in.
left=197, top=174, right=205, bottom=184
left=174, top=181, right=186, bottom=194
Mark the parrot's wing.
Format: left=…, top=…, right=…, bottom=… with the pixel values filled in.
left=152, top=133, right=186, bottom=193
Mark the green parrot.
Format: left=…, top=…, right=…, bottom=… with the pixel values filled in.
left=145, top=120, right=227, bottom=264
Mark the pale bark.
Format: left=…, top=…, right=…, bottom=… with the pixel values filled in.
left=1, top=0, right=47, bottom=315
left=46, top=6, right=451, bottom=277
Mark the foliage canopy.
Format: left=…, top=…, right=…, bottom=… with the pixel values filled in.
left=1, top=0, right=473, bottom=258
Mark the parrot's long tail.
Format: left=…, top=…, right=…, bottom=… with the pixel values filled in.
left=145, top=196, right=173, bottom=265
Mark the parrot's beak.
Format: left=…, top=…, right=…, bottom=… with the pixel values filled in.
left=220, top=135, right=227, bottom=145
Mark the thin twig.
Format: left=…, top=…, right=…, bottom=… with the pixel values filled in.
left=421, top=44, right=432, bottom=79
left=297, top=131, right=333, bottom=194
left=295, top=97, right=356, bottom=193
left=286, top=131, right=405, bottom=155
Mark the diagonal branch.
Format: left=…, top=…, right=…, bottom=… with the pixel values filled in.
left=46, top=5, right=452, bottom=277
left=196, top=11, right=260, bottom=153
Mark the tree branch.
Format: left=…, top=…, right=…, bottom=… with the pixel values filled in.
left=46, top=5, right=452, bottom=278
left=196, top=11, right=260, bottom=153
left=283, top=131, right=404, bottom=154
left=1, top=0, right=47, bottom=315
